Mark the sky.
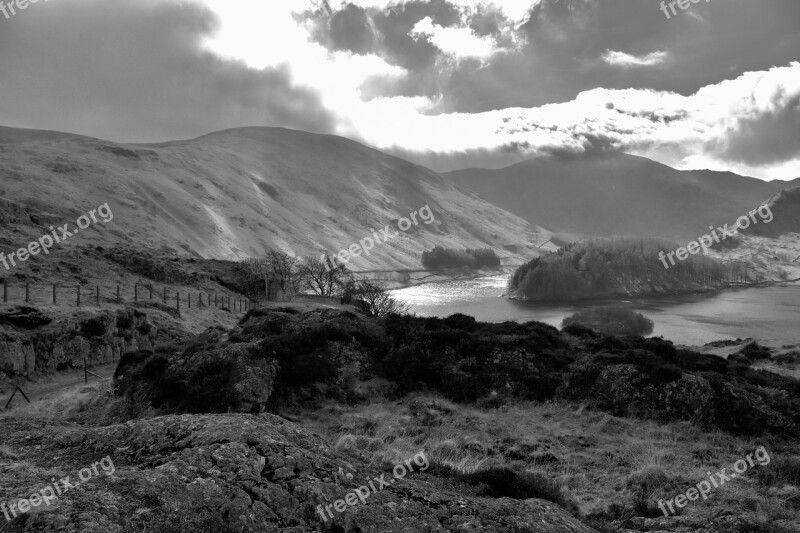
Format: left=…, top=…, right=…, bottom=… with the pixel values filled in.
left=0, top=0, right=798, bottom=179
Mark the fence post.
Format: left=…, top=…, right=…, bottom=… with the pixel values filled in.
left=134, top=284, right=138, bottom=303
left=188, top=293, right=191, bottom=309
left=77, top=284, right=81, bottom=307
left=53, top=283, right=57, bottom=305
left=176, top=292, right=180, bottom=311
left=96, top=285, right=100, bottom=307
left=149, top=285, right=153, bottom=300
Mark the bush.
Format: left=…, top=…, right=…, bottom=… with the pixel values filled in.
left=648, top=364, right=683, bottom=384
left=186, top=360, right=239, bottom=413
left=432, top=465, right=578, bottom=515
left=562, top=308, right=654, bottom=336
left=0, top=306, right=52, bottom=329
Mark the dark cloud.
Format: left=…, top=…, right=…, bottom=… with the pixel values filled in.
left=716, top=94, right=800, bottom=166
left=0, top=0, right=336, bottom=143
left=313, top=4, right=377, bottom=55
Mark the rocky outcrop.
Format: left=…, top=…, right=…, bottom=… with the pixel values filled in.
left=567, top=362, right=798, bottom=435
left=0, top=307, right=188, bottom=381
left=0, top=414, right=598, bottom=532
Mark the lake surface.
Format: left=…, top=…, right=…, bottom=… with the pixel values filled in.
left=391, top=276, right=800, bottom=347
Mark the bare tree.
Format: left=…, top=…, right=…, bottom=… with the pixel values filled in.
left=302, top=256, right=349, bottom=296
left=344, top=279, right=407, bottom=317
left=267, top=250, right=302, bottom=295
left=241, top=250, right=302, bottom=300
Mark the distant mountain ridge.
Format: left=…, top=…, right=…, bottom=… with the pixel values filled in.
left=444, top=152, right=799, bottom=240
left=0, top=125, right=546, bottom=270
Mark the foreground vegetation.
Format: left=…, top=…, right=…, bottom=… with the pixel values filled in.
left=4, top=299, right=799, bottom=532
left=299, top=396, right=800, bottom=532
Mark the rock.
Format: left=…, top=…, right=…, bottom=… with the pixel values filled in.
left=1, top=414, right=599, bottom=533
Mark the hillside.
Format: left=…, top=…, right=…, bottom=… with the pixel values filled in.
left=444, top=152, right=798, bottom=240
left=0, top=126, right=547, bottom=271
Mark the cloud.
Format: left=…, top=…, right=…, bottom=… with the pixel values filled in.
left=602, top=50, right=669, bottom=68
left=0, top=0, right=798, bottom=181
left=410, top=16, right=499, bottom=60
left=0, top=0, right=337, bottom=143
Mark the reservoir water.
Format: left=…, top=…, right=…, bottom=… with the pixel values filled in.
left=391, top=276, right=800, bottom=347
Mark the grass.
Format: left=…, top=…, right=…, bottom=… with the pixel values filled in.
left=294, top=393, right=800, bottom=530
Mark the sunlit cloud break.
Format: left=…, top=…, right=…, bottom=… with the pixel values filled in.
left=603, top=50, right=669, bottom=68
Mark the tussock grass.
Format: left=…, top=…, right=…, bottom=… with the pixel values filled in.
left=297, top=394, right=800, bottom=530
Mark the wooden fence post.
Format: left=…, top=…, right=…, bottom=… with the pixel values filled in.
left=25, top=283, right=29, bottom=303
left=53, top=283, right=57, bottom=305
left=96, top=285, right=100, bottom=307
left=188, top=293, right=191, bottom=309
left=77, top=284, right=81, bottom=307
left=149, top=285, right=153, bottom=300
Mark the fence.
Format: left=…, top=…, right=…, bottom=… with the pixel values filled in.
left=0, top=281, right=254, bottom=314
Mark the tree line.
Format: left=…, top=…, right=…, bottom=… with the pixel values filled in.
left=509, top=237, right=759, bottom=301
left=239, top=251, right=405, bottom=317
left=421, top=246, right=500, bottom=270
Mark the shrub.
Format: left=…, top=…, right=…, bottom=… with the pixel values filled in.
left=562, top=308, right=654, bottom=336
left=186, top=360, right=239, bottom=413
left=649, top=364, right=683, bottom=384
left=80, top=316, right=109, bottom=337
left=432, top=465, right=579, bottom=515
left=0, top=306, right=52, bottom=329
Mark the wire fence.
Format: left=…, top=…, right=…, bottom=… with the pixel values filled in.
left=0, top=281, right=253, bottom=314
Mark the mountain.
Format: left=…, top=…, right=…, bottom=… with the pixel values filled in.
left=743, top=186, right=800, bottom=238
left=444, top=152, right=795, bottom=240
left=0, top=126, right=547, bottom=270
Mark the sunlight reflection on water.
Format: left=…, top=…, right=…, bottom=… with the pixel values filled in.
left=391, top=277, right=800, bottom=346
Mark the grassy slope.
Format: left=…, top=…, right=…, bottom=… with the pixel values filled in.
left=0, top=126, right=547, bottom=270
left=297, top=395, right=800, bottom=533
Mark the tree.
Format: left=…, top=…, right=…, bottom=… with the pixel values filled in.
left=241, top=250, right=302, bottom=301
left=302, top=256, right=349, bottom=296
left=343, top=279, right=408, bottom=317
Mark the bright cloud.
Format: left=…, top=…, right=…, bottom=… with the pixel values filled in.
left=603, top=50, right=669, bottom=68
left=410, top=16, right=498, bottom=59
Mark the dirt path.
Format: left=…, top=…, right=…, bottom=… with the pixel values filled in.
left=1, top=363, right=117, bottom=414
